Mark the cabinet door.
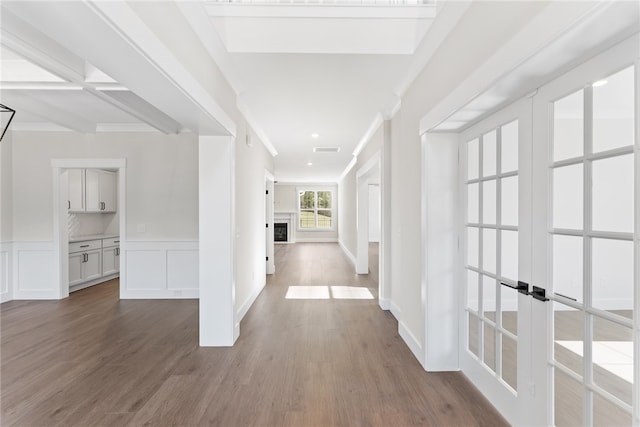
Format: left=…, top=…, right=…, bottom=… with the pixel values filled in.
left=102, top=247, right=118, bottom=276
left=85, top=169, right=101, bottom=212
left=69, top=252, right=84, bottom=287
left=114, top=247, right=120, bottom=273
left=68, top=169, right=85, bottom=212
left=83, top=250, right=102, bottom=281
left=99, top=171, right=117, bottom=212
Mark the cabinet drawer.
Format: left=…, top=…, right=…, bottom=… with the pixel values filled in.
left=69, top=239, right=102, bottom=253
left=102, top=237, right=120, bottom=248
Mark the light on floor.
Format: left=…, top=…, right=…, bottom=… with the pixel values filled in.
left=285, top=285, right=374, bottom=300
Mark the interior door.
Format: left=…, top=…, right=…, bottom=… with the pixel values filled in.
left=532, top=44, right=638, bottom=426
left=460, top=98, right=538, bottom=425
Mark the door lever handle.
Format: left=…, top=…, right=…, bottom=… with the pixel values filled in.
left=501, top=281, right=529, bottom=295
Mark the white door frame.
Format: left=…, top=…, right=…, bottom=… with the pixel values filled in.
left=51, top=158, right=126, bottom=299
left=356, top=152, right=386, bottom=307
left=265, top=169, right=275, bottom=275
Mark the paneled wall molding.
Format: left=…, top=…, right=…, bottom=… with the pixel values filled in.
left=1, top=242, right=14, bottom=303
left=123, top=240, right=199, bottom=299
left=11, top=241, right=57, bottom=300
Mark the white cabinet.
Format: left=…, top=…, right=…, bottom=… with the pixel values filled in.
left=69, top=239, right=103, bottom=287
left=86, top=170, right=116, bottom=213
left=102, top=238, right=120, bottom=276
left=68, top=169, right=85, bottom=212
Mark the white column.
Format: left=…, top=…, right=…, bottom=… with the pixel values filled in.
left=356, top=174, right=369, bottom=275
left=199, top=136, right=236, bottom=346
left=422, top=132, right=459, bottom=371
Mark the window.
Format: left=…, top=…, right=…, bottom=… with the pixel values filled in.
left=297, top=189, right=334, bottom=230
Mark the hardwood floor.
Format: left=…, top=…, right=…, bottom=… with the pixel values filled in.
left=1, top=243, right=507, bottom=426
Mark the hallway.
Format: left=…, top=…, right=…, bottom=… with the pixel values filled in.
left=1, top=243, right=506, bottom=426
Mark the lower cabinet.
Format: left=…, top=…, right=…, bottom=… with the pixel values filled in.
left=102, top=246, right=120, bottom=276
left=69, top=237, right=119, bottom=291
left=69, top=248, right=102, bottom=287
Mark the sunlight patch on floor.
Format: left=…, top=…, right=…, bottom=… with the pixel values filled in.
left=556, top=340, right=633, bottom=383
left=285, top=286, right=374, bottom=300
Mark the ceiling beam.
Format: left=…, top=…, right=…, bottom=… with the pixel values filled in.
left=86, top=88, right=182, bottom=135
left=1, top=9, right=85, bottom=83
left=2, top=91, right=96, bottom=133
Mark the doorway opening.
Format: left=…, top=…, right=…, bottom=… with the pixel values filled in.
left=52, top=159, right=126, bottom=299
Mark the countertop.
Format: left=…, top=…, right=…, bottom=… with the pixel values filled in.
left=69, top=234, right=119, bottom=243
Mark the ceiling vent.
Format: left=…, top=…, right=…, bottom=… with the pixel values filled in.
left=313, top=147, right=341, bottom=153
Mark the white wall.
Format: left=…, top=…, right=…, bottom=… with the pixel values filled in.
left=1, top=131, right=13, bottom=302
left=1, top=130, right=12, bottom=242
left=368, top=184, right=380, bottom=242
left=234, top=119, right=275, bottom=322
left=385, top=1, right=551, bottom=367
left=338, top=168, right=356, bottom=261
left=274, top=183, right=338, bottom=242
left=338, top=123, right=383, bottom=258
left=8, top=131, right=200, bottom=299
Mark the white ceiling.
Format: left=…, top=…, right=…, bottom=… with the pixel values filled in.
left=3, top=1, right=637, bottom=183
left=1, top=1, right=438, bottom=183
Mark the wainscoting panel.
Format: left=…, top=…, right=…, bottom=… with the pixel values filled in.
left=13, top=242, right=57, bottom=299
left=122, top=241, right=198, bottom=299
left=0, top=242, right=12, bottom=302
left=167, top=250, right=199, bottom=290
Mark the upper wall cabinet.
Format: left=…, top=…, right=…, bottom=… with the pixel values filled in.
left=68, top=169, right=85, bottom=212
left=86, top=169, right=116, bottom=213
left=68, top=169, right=117, bottom=213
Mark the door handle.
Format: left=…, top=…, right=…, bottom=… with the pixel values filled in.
left=501, top=281, right=529, bottom=295
left=501, top=281, right=549, bottom=301
left=68, top=200, right=71, bottom=210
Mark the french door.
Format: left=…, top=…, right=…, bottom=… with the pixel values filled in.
left=460, top=35, right=639, bottom=426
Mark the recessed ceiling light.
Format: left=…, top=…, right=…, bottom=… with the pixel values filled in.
left=311, top=133, right=319, bottom=139
left=592, top=80, right=608, bottom=88
left=307, top=162, right=313, bottom=166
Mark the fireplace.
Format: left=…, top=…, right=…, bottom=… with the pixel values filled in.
left=274, top=223, right=288, bottom=242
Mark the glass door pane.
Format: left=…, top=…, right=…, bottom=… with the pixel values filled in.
left=547, top=64, right=636, bottom=426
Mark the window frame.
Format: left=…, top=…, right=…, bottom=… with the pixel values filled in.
left=296, top=187, right=336, bottom=231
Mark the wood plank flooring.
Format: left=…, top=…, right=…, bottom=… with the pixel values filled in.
left=1, top=243, right=508, bottom=426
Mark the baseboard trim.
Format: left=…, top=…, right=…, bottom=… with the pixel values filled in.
left=390, top=301, right=401, bottom=319
left=237, top=279, right=267, bottom=322
left=399, top=320, right=424, bottom=367
left=338, top=240, right=356, bottom=266
left=120, top=289, right=198, bottom=299
left=378, top=298, right=390, bottom=310
left=294, top=237, right=338, bottom=243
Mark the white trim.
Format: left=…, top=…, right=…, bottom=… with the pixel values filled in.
left=338, top=240, right=356, bottom=266
left=295, top=186, right=337, bottom=232
left=419, top=2, right=637, bottom=134
left=378, top=298, right=390, bottom=310
left=390, top=301, right=402, bottom=319
left=238, top=98, right=278, bottom=157
left=204, top=4, right=437, bottom=19
left=339, top=156, right=358, bottom=182
left=399, top=320, right=424, bottom=366
left=265, top=170, right=276, bottom=274
left=237, top=278, right=267, bottom=322
left=353, top=114, right=383, bottom=157
left=0, top=242, right=13, bottom=303
left=295, top=237, right=338, bottom=243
